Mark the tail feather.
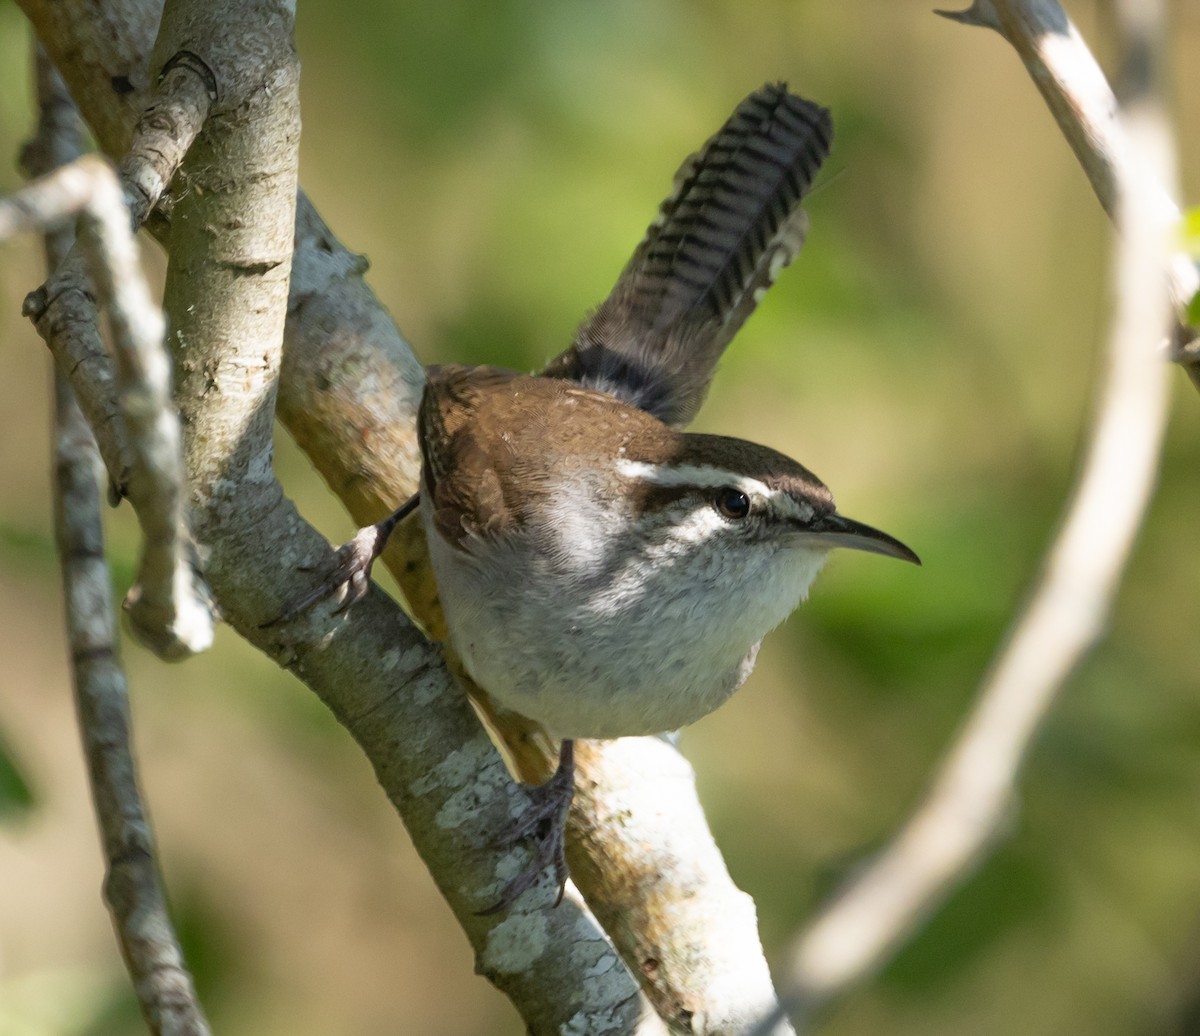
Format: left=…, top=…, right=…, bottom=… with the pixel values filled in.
left=546, top=83, right=833, bottom=426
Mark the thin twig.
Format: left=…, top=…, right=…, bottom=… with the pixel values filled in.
left=30, top=44, right=212, bottom=1036
left=24, top=35, right=216, bottom=485
left=54, top=353, right=214, bottom=1036
left=31, top=44, right=215, bottom=318
left=759, top=2, right=1178, bottom=1027
left=937, top=0, right=1198, bottom=373
left=17, top=20, right=217, bottom=658
left=1, top=153, right=214, bottom=660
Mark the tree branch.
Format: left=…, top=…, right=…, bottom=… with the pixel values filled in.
left=27, top=44, right=211, bottom=1036
left=143, top=1, right=678, bottom=1032
left=759, top=2, right=1179, bottom=1026
left=571, top=739, right=793, bottom=1033
left=936, top=0, right=1199, bottom=381
left=8, top=3, right=219, bottom=662
left=2, top=155, right=214, bottom=660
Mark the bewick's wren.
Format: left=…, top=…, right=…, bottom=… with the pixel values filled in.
left=419, top=364, right=916, bottom=742
left=283, top=84, right=918, bottom=910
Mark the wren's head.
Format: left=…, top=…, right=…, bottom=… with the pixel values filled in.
left=615, top=433, right=918, bottom=566
left=594, top=432, right=920, bottom=659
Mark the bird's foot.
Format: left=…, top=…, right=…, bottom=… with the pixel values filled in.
left=263, top=495, right=418, bottom=626
left=479, top=740, right=575, bottom=914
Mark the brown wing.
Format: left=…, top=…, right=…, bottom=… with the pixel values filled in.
left=419, top=365, right=527, bottom=549
left=420, top=364, right=675, bottom=550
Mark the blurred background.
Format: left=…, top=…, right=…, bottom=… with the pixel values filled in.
left=2, top=1, right=1200, bottom=1033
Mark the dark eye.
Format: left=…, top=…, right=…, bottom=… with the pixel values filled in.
left=714, top=487, right=751, bottom=520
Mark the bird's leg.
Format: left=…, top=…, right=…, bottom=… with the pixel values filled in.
left=479, top=738, right=576, bottom=914
left=266, top=493, right=419, bottom=625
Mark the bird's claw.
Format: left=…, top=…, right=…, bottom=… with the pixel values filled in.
left=262, top=524, right=390, bottom=627
left=478, top=741, right=575, bottom=915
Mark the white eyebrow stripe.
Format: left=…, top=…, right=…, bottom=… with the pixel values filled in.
left=614, top=458, right=817, bottom=523
left=615, top=459, right=768, bottom=496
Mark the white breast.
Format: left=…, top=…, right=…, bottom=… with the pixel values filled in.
left=424, top=496, right=828, bottom=740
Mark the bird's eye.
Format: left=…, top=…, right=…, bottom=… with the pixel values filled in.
left=714, top=487, right=751, bottom=520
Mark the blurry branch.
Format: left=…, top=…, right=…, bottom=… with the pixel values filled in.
left=1, top=162, right=213, bottom=661
left=24, top=36, right=216, bottom=449
left=9, top=8, right=219, bottom=663
left=937, top=0, right=1200, bottom=386
left=14, top=2, right=798, bottom=1031
left=19, top=8, right=215, bottom=658
left=26, top=46, right=211, bottom=1036
left=761, top=2, right=1178, bottom=1028
left=29, top=38, right=215, bottom=327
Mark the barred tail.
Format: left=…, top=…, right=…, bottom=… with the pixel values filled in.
left=548, top=83, right=833, bottom=426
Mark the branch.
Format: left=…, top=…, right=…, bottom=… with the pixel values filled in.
left=9, top=8, right=218, bottom=661
left=120, top=47, right=215, bottom=227
left=937, top=0, right=1200, bottom=382
left=23, top=40, right=215, bottom=447
left=571, top=739, right=793, bottom=1033
left=28, top=45, right=211, bottom=1036
left=138, top=2, right=675, bottom=1032
left=2, top=158, right=214, bottom=660
left=760, top=2, right=1179, bottom=1026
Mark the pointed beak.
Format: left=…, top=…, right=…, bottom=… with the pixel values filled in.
left=804, top=512, right=921, bottom=565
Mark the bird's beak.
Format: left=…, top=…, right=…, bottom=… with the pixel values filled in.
left=804, top=512, right=921, bottom=565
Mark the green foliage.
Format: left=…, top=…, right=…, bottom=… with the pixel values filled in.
left=0, top=728, right=35, bottom=822
left=1181, top=206, right=1200, bottom=254
left=1182, top=206, right=1200, bottom=325
left=884, top=846, right=1057, bottom=995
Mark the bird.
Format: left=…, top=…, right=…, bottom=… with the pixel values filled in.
left=279, top=83, right=918, bottom=911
